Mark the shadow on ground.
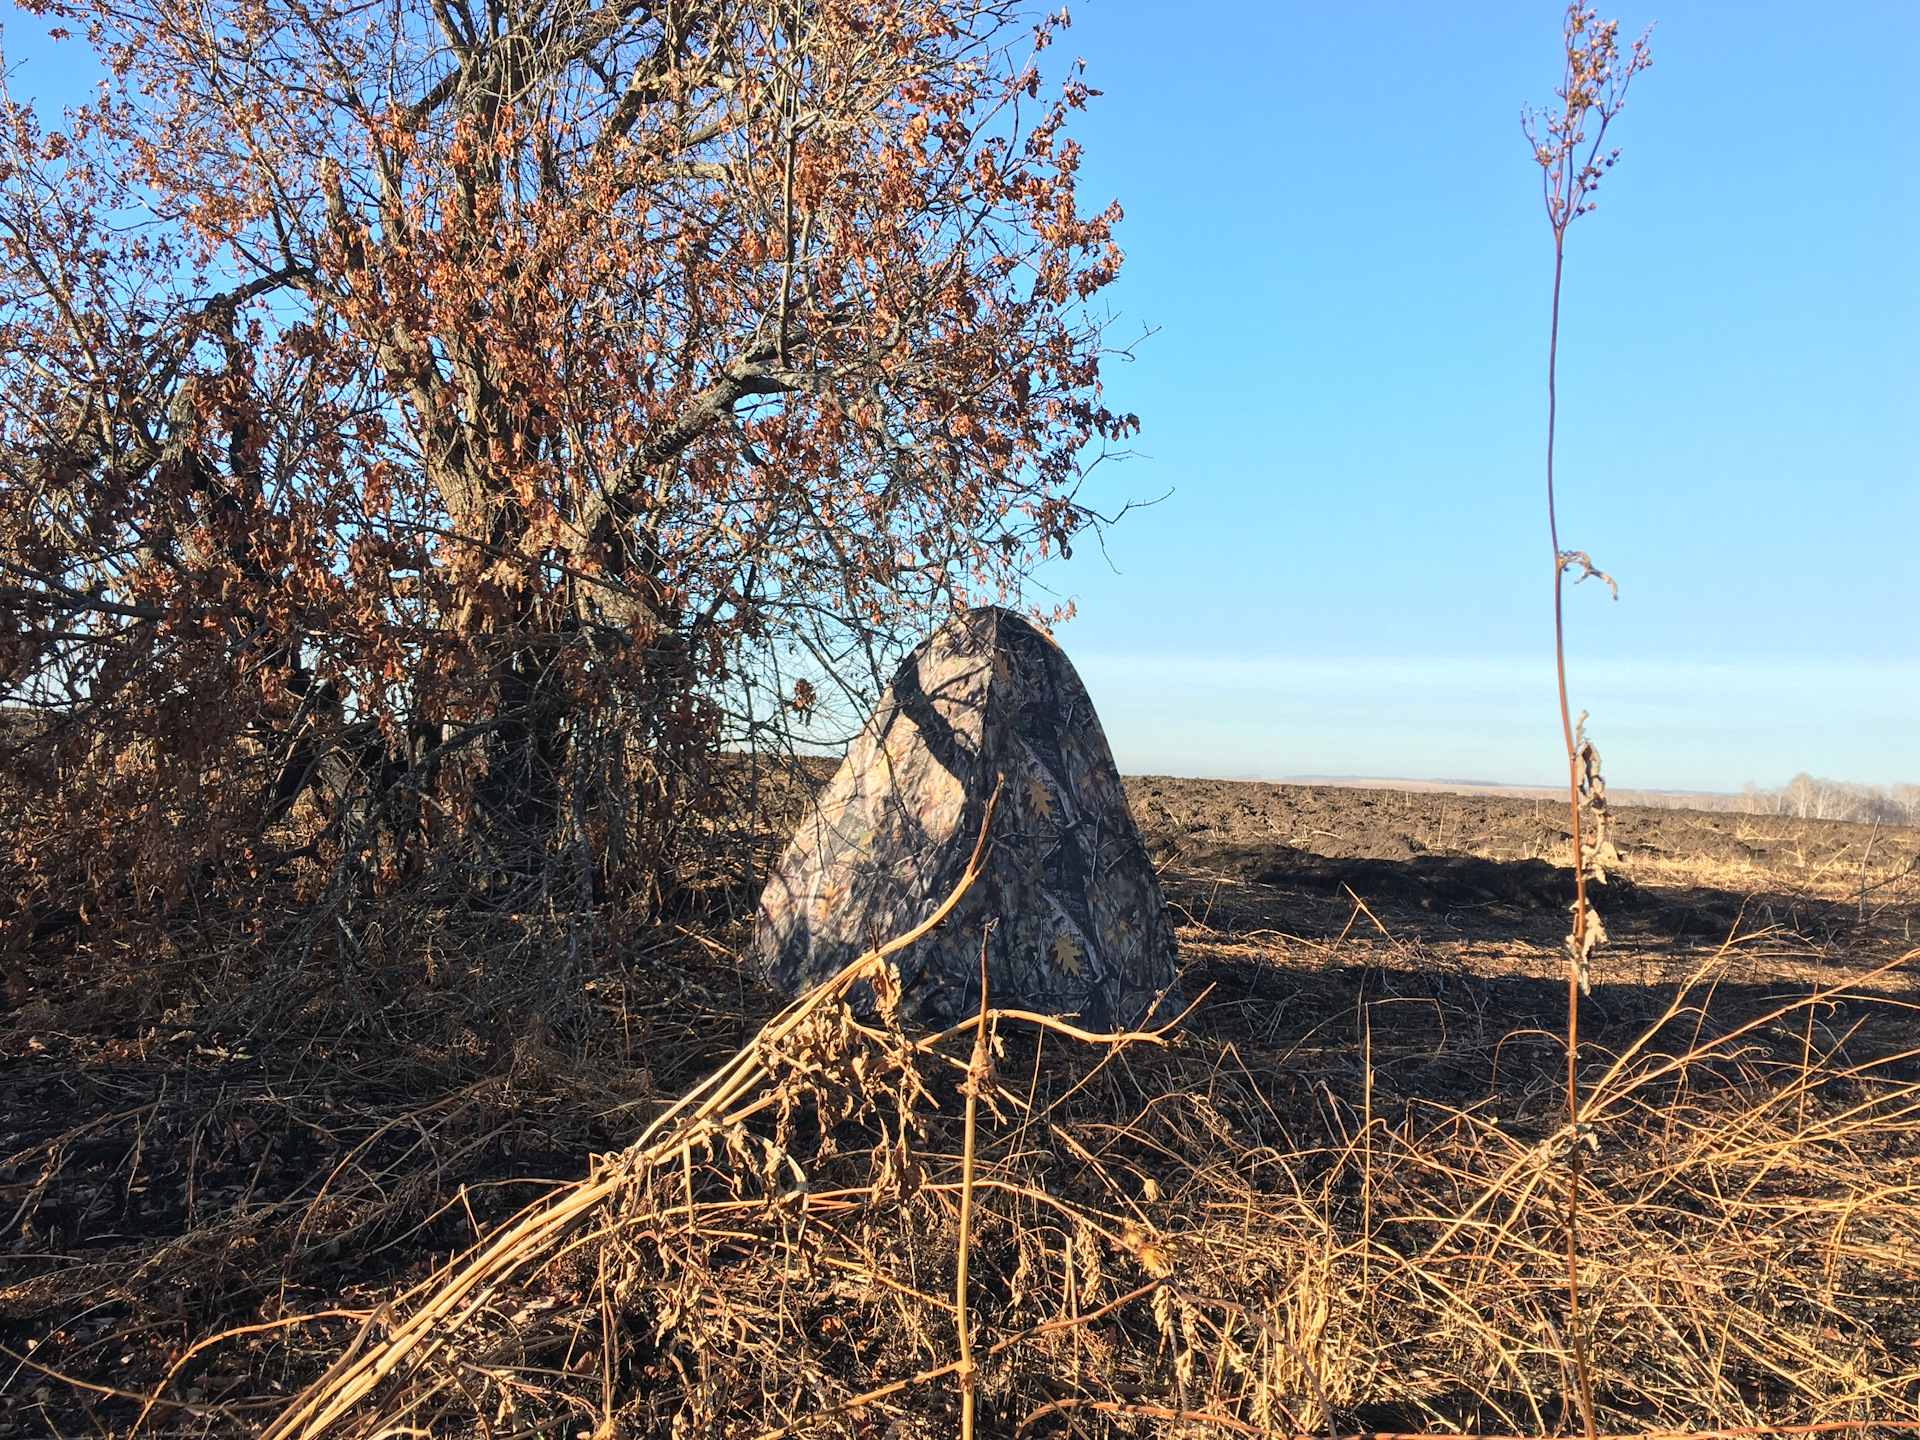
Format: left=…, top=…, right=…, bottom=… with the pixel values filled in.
left=1160, top=837, right=1911, bottom=958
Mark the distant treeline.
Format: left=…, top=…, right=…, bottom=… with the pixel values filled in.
left=1623, top=775, right=1920, bottom=826
left=1728, top=775, right=1920, bottom=826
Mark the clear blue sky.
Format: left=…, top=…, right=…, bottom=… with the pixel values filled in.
left=1042, top=1, right=1918, bottom=793
left=5, top=2, right=1914, bottom=793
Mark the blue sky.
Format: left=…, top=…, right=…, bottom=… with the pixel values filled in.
left=4, top=2, right=1913, bottom=792
left=1041, top=1, right=1918, bottom=792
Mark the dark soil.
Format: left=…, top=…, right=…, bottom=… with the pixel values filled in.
left=1129, top=775, right=1918, bottom=954
left=1128, top=775, right=1912, bottom=878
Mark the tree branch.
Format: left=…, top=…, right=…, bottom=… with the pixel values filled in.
left=0, top=576, right=168, bottom=622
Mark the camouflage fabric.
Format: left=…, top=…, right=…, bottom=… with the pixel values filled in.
left=753, top=607, right=1180, bottom=1029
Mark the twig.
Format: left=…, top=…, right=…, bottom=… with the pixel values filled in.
left=955, top=927, right=993, bottom=1440
left=2, top=1342, right=217, bottom=1417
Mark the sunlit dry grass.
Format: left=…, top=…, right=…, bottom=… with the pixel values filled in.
left=7, top=803, right=1918, bottom=1440
left=223, top=890, right=1920, bottom=1440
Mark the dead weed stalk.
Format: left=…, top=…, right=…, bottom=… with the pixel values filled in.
left=1526, top=7, right=1653, bottom=1437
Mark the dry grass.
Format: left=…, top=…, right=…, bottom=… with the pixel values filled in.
left=129, top=933, right=1920, bottom=1435
left=6, top=800, right=1919, bottom=1440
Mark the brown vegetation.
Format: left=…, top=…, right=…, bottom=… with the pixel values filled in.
left=1, top=0, right=1131, bottom=1035
left=4, top=779, right=1916, bottom=1439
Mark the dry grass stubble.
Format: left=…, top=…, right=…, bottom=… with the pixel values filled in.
left=5, top=788, right=1919, bottom=1439
left=230, top=847, right=1920, bottom=1438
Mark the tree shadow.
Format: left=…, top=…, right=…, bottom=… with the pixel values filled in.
left=1155, top=841, right=1920, bottom=1122
left=1159, top=839, right=1906, bottom=957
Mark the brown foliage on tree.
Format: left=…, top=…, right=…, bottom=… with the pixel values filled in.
left=0, top=0, right=1132, bottom=1018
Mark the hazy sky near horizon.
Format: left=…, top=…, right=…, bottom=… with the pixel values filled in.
left=3, top=2, right=1913, bottom=792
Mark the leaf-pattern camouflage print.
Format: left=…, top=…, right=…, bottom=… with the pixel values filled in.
left=753, top=607, right=1180, bottom=1029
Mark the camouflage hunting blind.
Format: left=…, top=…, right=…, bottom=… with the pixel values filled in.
left=753, top=607, right=1180, bottom=1029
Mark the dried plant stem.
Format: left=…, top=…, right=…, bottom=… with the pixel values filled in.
left=1530, top=11, right=1652, bottom=1434
left=1362, top=999, right=1374, bottom=1308
left=1549, top=235, right=1589, bottom=961
left=1541, top=114, right=1591, bottom=1439
left=955, top=931, right=993, bottom=1440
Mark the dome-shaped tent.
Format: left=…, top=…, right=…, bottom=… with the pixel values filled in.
left=753, top=607, right=1179, bottom=1029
